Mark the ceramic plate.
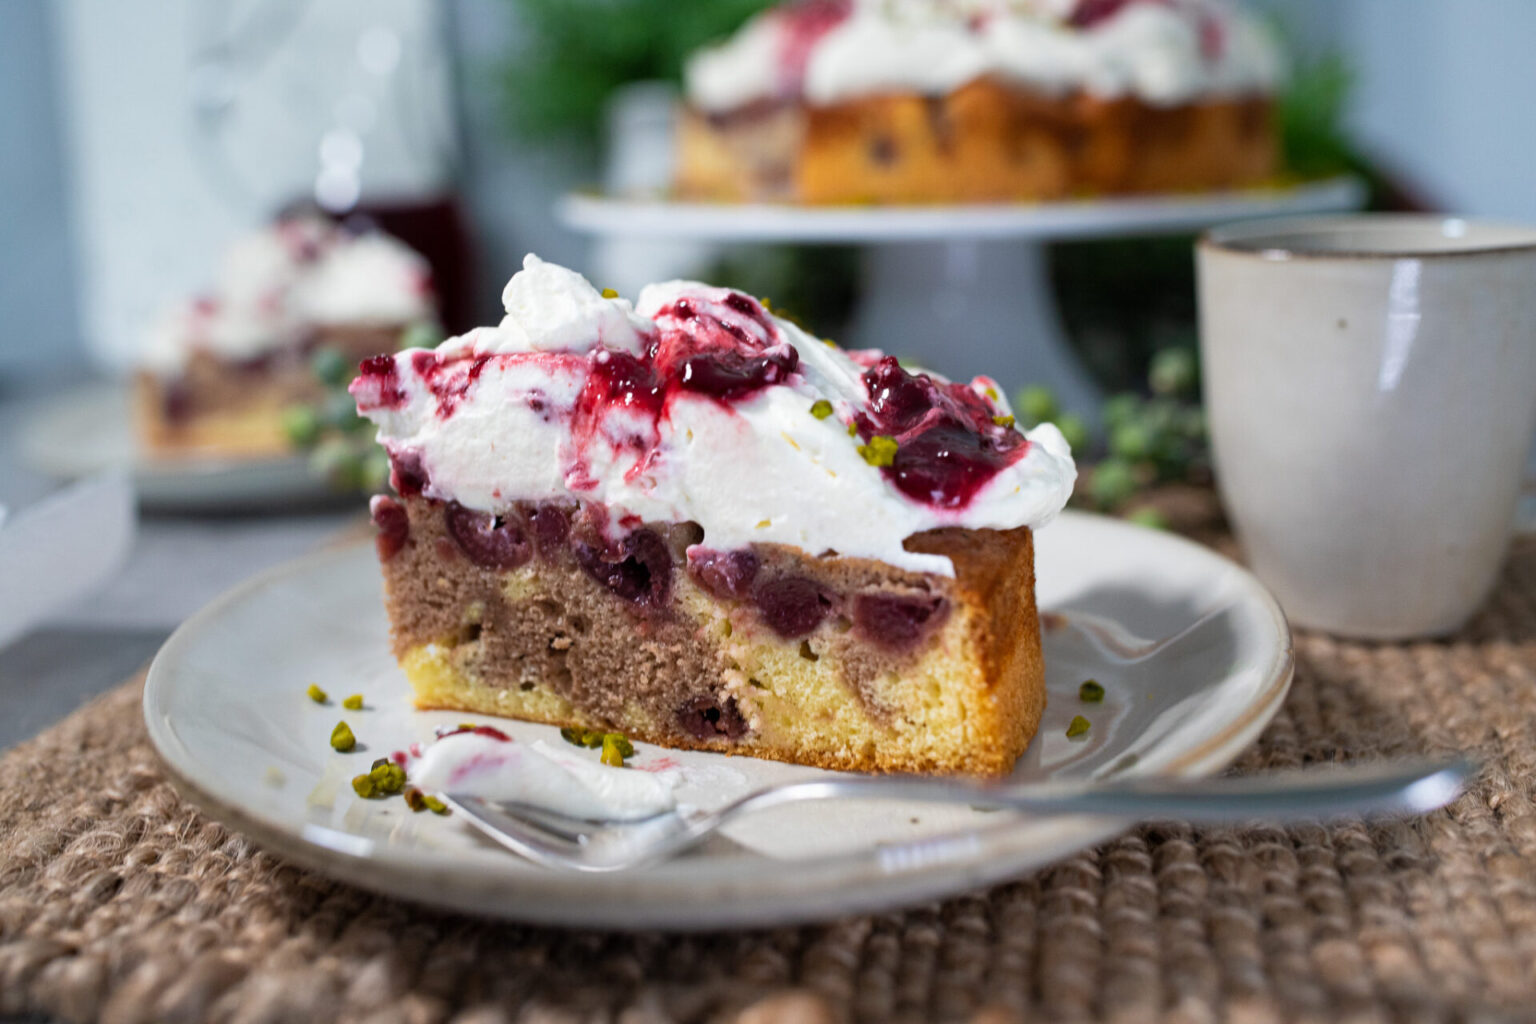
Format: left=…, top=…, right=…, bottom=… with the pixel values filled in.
left=144, top=512, right=1292, bottom=930
left=559, top=177, right=1364, bottom=243
left=22, top=383, right=340, bottom=512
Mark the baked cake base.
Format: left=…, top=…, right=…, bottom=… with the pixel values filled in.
left=677, top=80, right=1276, bottom=204
left=375, top=494, right=1045, bottom=776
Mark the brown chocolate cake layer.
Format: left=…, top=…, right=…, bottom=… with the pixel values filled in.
left=374, top=493, right=1044, bottom=776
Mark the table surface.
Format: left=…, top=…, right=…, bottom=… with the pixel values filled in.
left=0, top=379, right=359, bottom=754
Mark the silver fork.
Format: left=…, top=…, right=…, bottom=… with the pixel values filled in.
left=441, top=757, right=1474, bottom=873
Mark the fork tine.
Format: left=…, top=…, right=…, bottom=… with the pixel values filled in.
left=442, top=795, right=599, bottom=870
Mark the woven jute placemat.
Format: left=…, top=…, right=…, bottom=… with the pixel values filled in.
left=3, top=527, right=1534, bottom=1024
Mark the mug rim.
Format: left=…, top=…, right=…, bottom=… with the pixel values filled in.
left=1199, top=213, right=1536, bottom=261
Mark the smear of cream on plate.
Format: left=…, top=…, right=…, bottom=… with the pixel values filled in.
left=405, top=728, right=679, bottom=821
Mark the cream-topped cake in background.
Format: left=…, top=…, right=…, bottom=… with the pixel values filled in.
left=136, top=217, right=438, bottom=458
left=677, top=0, right=1285, bottom=204
left=353, top=255, right=1075, bottom=776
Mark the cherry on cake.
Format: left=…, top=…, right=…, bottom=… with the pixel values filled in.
left=352, top=256, right=1075, bottom=776
left=136, top=216, right=438, bottom=457
left=676, top=0, right=1285, bottom=204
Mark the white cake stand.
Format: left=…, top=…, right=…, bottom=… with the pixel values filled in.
left=560, top=177, right=1364, bottom=416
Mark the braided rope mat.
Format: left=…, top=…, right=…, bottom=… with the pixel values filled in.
left=2, top=531, right=1534, bottom=1024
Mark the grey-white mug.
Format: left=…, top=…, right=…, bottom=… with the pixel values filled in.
left=1197, top=214, right=1536, bottom=639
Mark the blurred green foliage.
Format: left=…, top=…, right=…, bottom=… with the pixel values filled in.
left=498, top=0, right=769, bottom=145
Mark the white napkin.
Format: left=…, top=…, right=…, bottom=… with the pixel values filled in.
left=0, top=473, right=136, bottom=650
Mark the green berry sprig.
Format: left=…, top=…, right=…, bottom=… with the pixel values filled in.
left=1017, top=346, right=1209, bottom=525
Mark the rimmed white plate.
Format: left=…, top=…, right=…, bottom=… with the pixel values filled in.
left=22, top=383, right=339, bottom=512
left=144, top=512, right=1292, bottom=930
left=559, top=177, right=1364, bottom=243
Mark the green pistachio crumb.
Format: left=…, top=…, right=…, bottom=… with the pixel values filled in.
left=306, top=684, right=328, bottom=704
left=424, top=794, right=450, bottom=815
left=561, top=726, right=604, bottom=749
left=604, top=733, right=635, bottom=759
left=1066, top=715, right=1091, bottom=739
left=404, top=787, right=428, bottom=812
left=758, top=296, right=772, bottom=311
left=1078, top=679, right=1105, bottom=703
left=330, top=721, right=356, bottom=752
left=857, top=435, right=899, bottom=468
left=600, top=287, right=619, bottom=299
left=847, top=421, right=859, bottom=437
left=342, top=694, right=364, bottom=710
left=810, top=399, right=834, bottom=420
left=368, top=760, right=407, bottom=794
left=600, top=739, right=627, bottom=768
left=351, top=774, right=377, bottom=798
left=822, top=337, right=838, bottom=348
left=992, top=414, right=1015, bottom=429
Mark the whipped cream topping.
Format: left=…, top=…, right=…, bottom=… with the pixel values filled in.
left=141, top=217, right=435, bottom=375
left=353, top=255, right=1075, bottom=577
left=684, top=0, right=1284, bottom=112
left=407, top=727, right=677, bottom=821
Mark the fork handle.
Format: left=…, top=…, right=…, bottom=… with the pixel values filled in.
left=737, top=758, right=1474, bottom=824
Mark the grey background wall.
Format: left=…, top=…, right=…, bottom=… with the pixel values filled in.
left=2, top=0, right=1533, bottom=376
left=0, top=1, right=81, bottom=376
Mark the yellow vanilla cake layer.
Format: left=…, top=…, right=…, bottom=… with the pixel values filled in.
left=379, top=496, right=1045, bottom=777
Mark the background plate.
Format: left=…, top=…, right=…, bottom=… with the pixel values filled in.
left=144, top=511, right=1292, bottom=930
left=560, top=178, right=1365, bottom=243
left=22, top=382, right=339, bottom=512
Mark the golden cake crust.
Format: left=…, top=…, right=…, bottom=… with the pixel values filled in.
left=676, top=80, right=1276, bottom=204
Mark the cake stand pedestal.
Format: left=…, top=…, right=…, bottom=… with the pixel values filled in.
left=560, top=178, right=1364, bottom=417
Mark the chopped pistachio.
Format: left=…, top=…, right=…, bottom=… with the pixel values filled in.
left=404, top=787, right=428, bottom=812
left=600, top=287, right=619, bottom=299
left=1066, top=715, right=1091, bottom=739
left=600, top=738, right=627, bottom=767
left=758, top=296, right=772, bottom=311
left=992, top=414, right=1016, bottom=429
left=330, top=721, right=356, bottom=752
left=822, top=337, right=838, bottom=348
left=368, top=760, right=407, bottom=794
left=351, top=774, right=378, bottom=798
left=424, top=794, right=450, bottom=815
left=847, top=421, right=859, bottom=437
left=604, top=733, right=635, bottom=759
left=857, top=435, right=899, bottom=468
left=560, top=726, right=604, bottom=749
left=809, top=399, right=834, bottom=420
left=1078, top=680, right=1105, bottom=703
left=342, top=694, right=364, bottom=710
left=306, top=684, right=328, bottom=704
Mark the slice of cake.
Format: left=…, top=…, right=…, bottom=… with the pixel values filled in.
left=676, top=0, right=1284, bottom=204
left=136, top=216, right=438, bottom=458
left=352, top=256, right=1075, bottom=776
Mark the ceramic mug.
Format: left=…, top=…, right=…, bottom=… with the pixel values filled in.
left=1197, top=214, right=1536, bottom=639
